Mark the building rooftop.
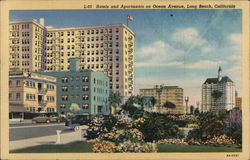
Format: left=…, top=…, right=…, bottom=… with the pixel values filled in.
left=204, top=76, right=233, bottom=84
left=9, top=19, right=135, bottom=35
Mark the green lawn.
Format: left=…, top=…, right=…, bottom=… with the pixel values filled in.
left=158, top=144, right=242, bottom=152
left=11, top=142, right=241, bottom=153
left=10, top=141, right=93, bottom=153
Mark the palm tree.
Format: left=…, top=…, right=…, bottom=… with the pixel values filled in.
left=150, top=96, right=157, bottom=107
left=108, top=91, right=122, bottom=114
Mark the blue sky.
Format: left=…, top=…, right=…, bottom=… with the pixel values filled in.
left=10, top=10, right=242, bottom=106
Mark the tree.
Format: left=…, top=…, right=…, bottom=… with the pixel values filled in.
left=194, top=108, right=200, bottom=115
left=190, top=105, right=195, bottom=114
left=211, top=90, right=223, bottom=101
left=69, top=103, right=81, bottom=115
left=150, top=96, right=157, bottom=107
left=163, top=101, right=176, bottom=109
left=109, top=91, right=122, bottom=114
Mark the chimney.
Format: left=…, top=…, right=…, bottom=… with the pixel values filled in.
left=69, top=58, right=80, bottom=72
left=39, top=18, right=45, bottom=26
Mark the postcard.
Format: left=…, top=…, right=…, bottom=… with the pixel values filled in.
left=0, top=0, right=249, bottom=159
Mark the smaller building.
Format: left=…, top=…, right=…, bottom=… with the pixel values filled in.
left=38, top=58, right=110, bottom=116
left=9, top=70, right=57, bottom=119
left=139, top=85, right=184, bottom=114
left=235, top=92, right=242, bottom=109
left=228, top=107, right=242, bottom=128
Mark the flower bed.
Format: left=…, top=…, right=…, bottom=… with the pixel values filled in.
left=92, top=141, right=121, bottom=153
left=203, top=135, right=235, bottom=146
left=157, top=139, right=188, bottom=145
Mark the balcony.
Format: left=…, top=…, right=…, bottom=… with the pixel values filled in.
left=38, top=100, right=48, bottom=107
left=38, top=88, right=48, bottom=95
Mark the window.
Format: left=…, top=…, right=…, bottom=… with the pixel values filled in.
left=82, top=95, right=89, bottom=100
left=26, top=81, right=35, bottom=88
left=82, top=76, right=89, bottom=82
left=62, top=77, right=68, bottom=83
left=62, top=86, right=68, bottom=92
left=9, top=93, right=13, bottom=100
left=26, top=94, right=35, bottom=100
left=9, top=80, right=12, bottom=87
left=82, top=85, right=89, bottom=91
left=98, top=106, right=102, bottom=113
left=47, top=84, right=55, bottom=90
left=47, top=96, right=55, bottom=102
left=60, top=104, right=66, bottom=108
left=62, top=95, right=68, bottom=101
left=82, top=104, right=89, bottom=109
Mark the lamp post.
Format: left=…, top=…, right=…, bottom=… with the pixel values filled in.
left=155, top=85, right=164, bottom=113
left=185, top=96, right=189, bottom=114
left=196, top=101, right=200, bottom=110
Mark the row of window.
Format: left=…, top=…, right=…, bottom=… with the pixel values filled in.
left=45, top=49, right=120, bottom=57
left=22, top=32, right=30, bottom=37
left=9, top=80, right=21, bottom=87
left=61, top=95, right=107, bottom=102
left=46, top=35, right=119, bottom=44
left=9, top=93, right=21, bottom=100
left=46, top=42, right=119, bottom=51
left=47, top=28, right=119, bottom=37
left=47, top=96, right=55, bottom=102
left=60, top=103, right=89, bottom=109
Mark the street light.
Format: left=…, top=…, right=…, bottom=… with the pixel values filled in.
left=185, top=96, right=189, bottom=114
left=196, top=101, right=200, bottom=110
left=155, top=85, right=164, bottom=113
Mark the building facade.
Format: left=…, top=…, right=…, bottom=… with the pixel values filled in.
left=139, top=85, right=184, bottom=114
left=9, top=71, right=57, bottom=118
left=38, top=58, right=110, bottom=115
left=235, top=92, right=242, bottom=109
left=201, top=67, right=236, bottom=112
left=9, top=19, right=46, bottom=72
left=9, top=19, right=135, bottom=101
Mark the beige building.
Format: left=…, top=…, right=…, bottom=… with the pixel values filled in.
left=9, top=19, right=46, bottom=72
left=9, top=19, right=135, bottom=101
left=140, top=85, right=184, bottom=114
left=9, top=70, right=57, bottom=118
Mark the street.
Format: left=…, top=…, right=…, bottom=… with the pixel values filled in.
left=10, top=123, right=73, bottom=141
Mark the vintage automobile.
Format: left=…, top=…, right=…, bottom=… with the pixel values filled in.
left=32, top=114, right=58, bottom=123
left=65, top=114, right=90, bottom=131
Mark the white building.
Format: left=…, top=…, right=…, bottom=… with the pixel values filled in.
left=9, top=19, right=135, bottom=102
left=201, top=67, right=236, bottom=112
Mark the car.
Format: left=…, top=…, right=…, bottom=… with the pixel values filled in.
left=65, top=114, right=90, bottom=131
left=32, top=114, right=57, bottom=123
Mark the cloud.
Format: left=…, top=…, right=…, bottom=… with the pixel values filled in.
left=227, top=33, right=241, bottom=46
left=137, top=40, right=184, bottom=66
left=171, top=27, right=213, bottom=54
left=136, top=61, right=183, bottom=67
left=185, top=60, right=225, bottom=69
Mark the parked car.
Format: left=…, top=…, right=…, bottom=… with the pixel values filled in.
left=32, top=114, right=57, bottom=123
left=65, top=114, right=90, bottom=131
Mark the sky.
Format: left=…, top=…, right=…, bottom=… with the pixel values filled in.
left=10, top=9, right=242, bottom=106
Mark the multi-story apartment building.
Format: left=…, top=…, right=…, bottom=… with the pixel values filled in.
left=9, top=19, right=135, bottom=102
left=140, top=85, right=184, bottom=114
left=9, top=19, right=46, bottom=72
left=38, top=58, right=110, bottom=115
left=201, top=67, right=235, bottom=112
left=9, top=71, right=57, bottom=119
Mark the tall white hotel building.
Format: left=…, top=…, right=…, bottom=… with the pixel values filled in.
left=9, top=18, right=135, bottom=101
left=201, top=67, right=236, bottom=112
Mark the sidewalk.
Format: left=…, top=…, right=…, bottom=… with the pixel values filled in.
left=9, top=119, right=33, bottom=125
left=10, top=129, right=86, bottom=151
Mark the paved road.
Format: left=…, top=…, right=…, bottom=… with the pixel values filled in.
left=10, top=123, right=73, bottom=141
